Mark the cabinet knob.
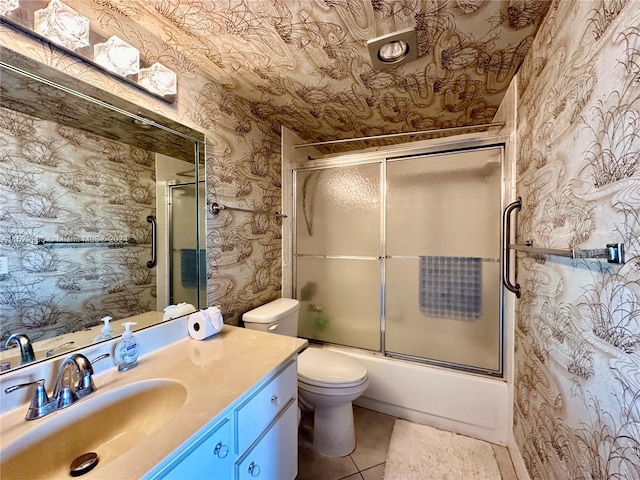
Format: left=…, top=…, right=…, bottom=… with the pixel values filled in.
left=271, top=394, right=282, bottom=406
left=248, top=461, right=261, bottom=477
left=213, top=442, right=229, bottom=458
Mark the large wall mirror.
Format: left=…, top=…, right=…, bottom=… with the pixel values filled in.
left=0, top=49, right=207, bottom=374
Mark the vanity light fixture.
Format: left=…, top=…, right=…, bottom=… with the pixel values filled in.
left=94, top=35, right=140, bottom=77
left=33, top=0, right=89, bottom=51
left=138, top=62, right=177, bottom=96
left=1, top=0, right=177, bottom=102
left=367, top=28, right=418, bottom=70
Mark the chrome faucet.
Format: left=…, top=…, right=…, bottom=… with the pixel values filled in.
left=53, top=353, right=109, bottom=409
left=4, top=353, right=110, bottom=420
left=5, top=333, right=36, bottom=364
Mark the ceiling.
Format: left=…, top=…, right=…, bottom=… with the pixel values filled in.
left=113, top=0, right=551, bottom=150
left=2, top=1, right=552, bottom=153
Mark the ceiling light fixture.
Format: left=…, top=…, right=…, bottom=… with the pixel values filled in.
left=367, top=28, right=418, bottom=70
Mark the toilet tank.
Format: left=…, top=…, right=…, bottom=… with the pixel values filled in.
left=242, top=298, right=300, bottom=337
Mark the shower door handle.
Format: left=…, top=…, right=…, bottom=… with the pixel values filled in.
left=147, top=215, right=157, bottom=268
left=502, top=197, right=521, bottom=298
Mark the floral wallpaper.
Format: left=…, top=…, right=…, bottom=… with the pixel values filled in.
left=0, top=1, right=550, bottom=327
left=514, top=0, right=640, bottom=478
left=0, top=104, right=156, bottom=344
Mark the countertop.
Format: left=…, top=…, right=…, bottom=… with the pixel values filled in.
left=0, top=325, right=307, bottom=479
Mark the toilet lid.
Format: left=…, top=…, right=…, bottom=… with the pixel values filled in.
left=298, top=348, right=367, bottom=386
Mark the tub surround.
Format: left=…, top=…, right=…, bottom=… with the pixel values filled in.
left=340, top=348, right=509, bottom=446
left=0, top=320, right=307, bottom=479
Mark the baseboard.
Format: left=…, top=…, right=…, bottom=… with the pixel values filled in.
left=507, top=436, right=530, bottom=480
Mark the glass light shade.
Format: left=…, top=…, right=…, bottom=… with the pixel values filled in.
left=378, top=40, right=408, bottom=62
left=138, top=62, right=177, bottom=96
left=0, top=0, right=19, bottom=15
left=33, top=0, right=90, bottom=51
left=94, top=35, right=140, bottom=77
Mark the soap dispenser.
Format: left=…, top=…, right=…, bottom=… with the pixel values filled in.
left=114, top=322, right=139, bottom=371
left=93, top=316, right=113, bottom=342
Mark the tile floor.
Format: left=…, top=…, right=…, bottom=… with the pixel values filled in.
left=296, top=406, right=518, bottom=480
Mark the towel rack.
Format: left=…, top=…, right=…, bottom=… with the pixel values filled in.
left=35, top=237, right=137, bottom=247
left=509, top=241, right=624, bottom=263
left=502, top=197, right=625, bottom=298
left=209, top=202, right=287, bottom=220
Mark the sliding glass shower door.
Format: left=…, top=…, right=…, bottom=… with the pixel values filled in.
left=294, top=145, right=503, bottom=375
left=169, top=181, right=206, bottom=308
left=385, top=148, right=502, bottom=372
left=295, top=164, right=381, bottom=350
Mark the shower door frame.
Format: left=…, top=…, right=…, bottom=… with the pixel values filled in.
left=167, top=179, right=206, bottom=308
left=289, top=136, right=509, bottom=378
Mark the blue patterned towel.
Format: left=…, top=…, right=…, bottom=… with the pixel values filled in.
left=419, top=256, right=482, bottom=320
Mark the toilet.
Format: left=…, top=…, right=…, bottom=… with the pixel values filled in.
left=242, top=298, right=369, bottom=457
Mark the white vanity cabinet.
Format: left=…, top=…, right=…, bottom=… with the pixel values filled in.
left=157, top=416, right=235, bottom=480
left=235, top=399, right=298, bottom=480
left=148, top=359, right=298, bottom=480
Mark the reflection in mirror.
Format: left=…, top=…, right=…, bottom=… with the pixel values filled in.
left=0, top=53, right=206, bottom=374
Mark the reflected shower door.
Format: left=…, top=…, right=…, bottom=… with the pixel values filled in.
left=295, top=163, right=381, bottom=350
left=385, top=147, right=503, bottom=372
left=169, top=182, right=206, bottom=308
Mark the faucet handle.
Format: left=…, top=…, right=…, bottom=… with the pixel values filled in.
left=46, top=341, right=75, bottom=358
left=77, top=353, right=110, bottom=394
left=4, top=379, right=55, bottom=420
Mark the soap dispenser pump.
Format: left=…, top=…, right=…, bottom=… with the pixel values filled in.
left=114, top=322, right=139, bottom=372
left=93, top=316, right=113, bottom=342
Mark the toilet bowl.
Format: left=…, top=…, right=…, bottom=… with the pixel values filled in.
left=297, top=347, right=368, bottom=456
left=242, top=298, right=369, bottom=457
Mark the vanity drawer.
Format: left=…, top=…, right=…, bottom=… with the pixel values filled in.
left=235, top=360, right=297, bottom=453
left=157, top=416, right=235, bottom=480
left=235, top=399, right=298, bottom=480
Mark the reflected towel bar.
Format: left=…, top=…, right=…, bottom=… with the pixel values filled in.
left=209, top=202, right=287, bottom=220
left=35, top=238, right=137, bottom=247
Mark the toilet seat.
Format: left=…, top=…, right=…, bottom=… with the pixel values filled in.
left=298, top=348, right=368, bottom=388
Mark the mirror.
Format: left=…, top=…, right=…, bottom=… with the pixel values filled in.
left=0, top=49, right=206, bottom=374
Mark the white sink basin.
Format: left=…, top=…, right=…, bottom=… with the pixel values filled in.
left=0, top=378, right=187, bottom=479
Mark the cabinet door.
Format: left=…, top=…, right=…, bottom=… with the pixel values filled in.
left=235, top=361, right=297, bottom=454
left=157, top=417, right=235, bottom=480
left=235, top=399, right=298, bottom=480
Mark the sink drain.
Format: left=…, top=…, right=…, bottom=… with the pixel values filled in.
left=70, top=452, right=99, bottom=477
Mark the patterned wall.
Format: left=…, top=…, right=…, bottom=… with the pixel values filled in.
left=514, top=1, right=640, bottom=478
left=0, top=105, right=156, bottom=343
left=0, top=1, right=550, bottom=327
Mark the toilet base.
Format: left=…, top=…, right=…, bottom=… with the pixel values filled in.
left=312, top=402, right=356, bottom=457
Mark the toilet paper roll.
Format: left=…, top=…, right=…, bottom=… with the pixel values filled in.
left=205, top=306, right=223, bottom=332
left=188, top=311, right=219, bottom=340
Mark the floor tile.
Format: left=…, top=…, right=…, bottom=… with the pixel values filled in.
left=360, top=463, right=385, bottom=480
left=492, top=444, right=517, bottom=480
left=296, top=445, right=359, bottom=480
left=349, top=406, right=397, bottom=471
left=338, top=473, right=364, bottom=480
